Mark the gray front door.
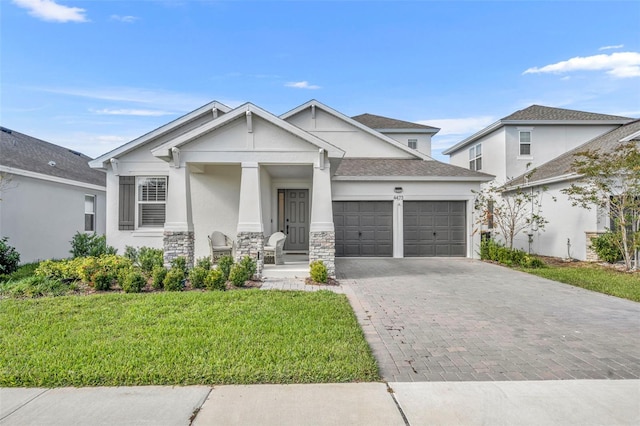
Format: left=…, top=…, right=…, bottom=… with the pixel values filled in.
left=284, top=189, right=308, bottom=251
left=333, top=201, right=393, bottom=257
left=403, top=201, right=466, bottom=256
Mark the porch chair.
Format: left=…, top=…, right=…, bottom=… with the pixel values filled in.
left=208, top=231, right=234, bottom=263
left=264, top=232, right=287, bottom=265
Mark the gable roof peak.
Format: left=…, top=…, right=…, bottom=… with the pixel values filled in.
left=502, top=104, right=633, bottom=122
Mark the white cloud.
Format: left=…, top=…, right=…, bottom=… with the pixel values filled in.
left=110, top=15, right=138, bottom=23
left=12, top=0, right=88, bottom=23
left=523, top=52, right=640, bottom=78
left=417, top=116, right=496, bottom=136
left=599, top=44, right=624, bottom=51
left=285, top=81, right=321, bottom=90
left=92, top=108, right=175, bottom=117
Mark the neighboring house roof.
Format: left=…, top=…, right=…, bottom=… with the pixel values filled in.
left=0, top=127, right=106, bottom=187
left=90, top=100, right=231, bottom=169
left=443, top=105, right=634, bottom=155
left=506, top=119, right=640, bottom=188
left=351, top=113, right=440, bottom=133
left=280, top=99, right=432, bottom=161
left=334, top=158, right=493, bottom=181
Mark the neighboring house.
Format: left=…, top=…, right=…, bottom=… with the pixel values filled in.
left=443, top=105, right=633, bottom=183
left=505, top=119, right=640, bottom=261
left=351, top=113, right=440, bottom=157
left=89, top=100, right=492, bottom=277
left=0, top=127, right=106, bottom=263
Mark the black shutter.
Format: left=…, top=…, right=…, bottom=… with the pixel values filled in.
left=119, top=176, right=135, bottom=230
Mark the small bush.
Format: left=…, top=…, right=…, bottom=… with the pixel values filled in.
left=309, top=260, right=328, bottom=283
left=151, top=266, right=167, bottom=290
left=163, top=267, right=184, bottom=291
left=170, top=256, right=188, bottom=274
left=217, top=255, right=234, bottom=281
left=204, top=268, right=226, bottom=291
left=0, top=237, right=20, bottom=275
left=123, top=246, right=138, bottom=262
left=122, top=270, right=146, bottom=293
left=0, top=275, right=74, bottom=298
left=0, top=262, right=39, bottom=283
left=138, top=247, right=164, bottom=274
left=70, top=232, right=117, bottom=258
left=591, top=232, right=623, bottom=264
left=92, top=270, right=113, bottom=291
left=188, top=266, right=209, bottom=289
left=228, top=256, right=256, bottom=287
left=196, top=256, right=212, bottom=270
left=480, top=238, right=545, bottom=269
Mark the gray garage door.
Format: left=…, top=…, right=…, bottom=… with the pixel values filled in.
left=333, top=201, right=393, bottom=257
left=404, top=201, right=466, bottom=257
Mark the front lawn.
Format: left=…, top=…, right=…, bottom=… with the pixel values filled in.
left=0, top=290, right=379, bottom=387
left=522, top=263, right=640, bottom=302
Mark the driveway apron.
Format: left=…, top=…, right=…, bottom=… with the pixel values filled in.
left=337, top=258, right=640, bottom=382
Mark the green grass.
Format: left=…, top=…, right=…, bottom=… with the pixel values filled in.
left=0, top=290, right=379, bottom=387
left=523, top=264, right=640, bottom=302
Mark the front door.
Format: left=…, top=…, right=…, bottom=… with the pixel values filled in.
left=279, top=189, right=309, bottom=251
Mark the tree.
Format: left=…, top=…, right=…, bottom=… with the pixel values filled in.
left=562, top=141, right=640, bottom=271
left=473, top=179, right=549, bottom=249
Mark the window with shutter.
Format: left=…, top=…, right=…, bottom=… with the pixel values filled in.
left=137, top=177, right=167, bottom=227
left=119, top=176, right=135, bottom=230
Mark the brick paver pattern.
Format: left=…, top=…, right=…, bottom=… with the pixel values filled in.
left=337, top=258, right=640, bottom=383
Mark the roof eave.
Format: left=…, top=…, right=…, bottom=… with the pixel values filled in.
left=375, top=128, right=440, bottom=135
left=333, top=175, right=494, bottom=182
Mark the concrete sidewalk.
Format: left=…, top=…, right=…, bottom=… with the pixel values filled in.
left=2, top=380, right=638, bottom=425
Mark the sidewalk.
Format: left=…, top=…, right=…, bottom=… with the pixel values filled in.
left=2, top=380, right=638, bottom=425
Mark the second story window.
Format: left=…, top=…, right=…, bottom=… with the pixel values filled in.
left=408, top=139, right=417, bottom=149
left=469, top=143, right=482, bottom=171
left=519, top=131, right=532, bottom=156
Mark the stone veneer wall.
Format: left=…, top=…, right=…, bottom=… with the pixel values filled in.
left=585, top=231, right=605, bottom=262
left=163, top=231, right=194, bottom=268
left=236, top=231, right=264, bottom=278
left=309, top=231, right=335, bottom=278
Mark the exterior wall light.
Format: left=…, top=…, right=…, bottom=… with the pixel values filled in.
left=394, top=187, right=403, bottom=193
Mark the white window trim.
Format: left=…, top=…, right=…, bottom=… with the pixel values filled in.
left=84, top=194, right=96, bottom=232
left=469, top=143, right=482, bottom=171
left=135, top=176, right=167, bottom=229
left=408, top=138, right=418, bottom=150
left=518, top=127, right=533, bottom=158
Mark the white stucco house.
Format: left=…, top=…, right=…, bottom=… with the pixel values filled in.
left=0, top=127, right=107, bottom=263
left=89, top=100, right=492, bottom=277
left=443, top=105, right=637, bottom=261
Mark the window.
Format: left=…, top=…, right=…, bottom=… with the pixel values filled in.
left=519, top=131, right=532, bottom=156
left=408, top=138, right=418, bottom=150
left=469, top=143, right=482, bottom=171
left=84, top=195, right=95, bottom=231
left=137, top=177, right=167, bottom=227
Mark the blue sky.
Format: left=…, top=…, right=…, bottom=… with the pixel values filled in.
left=1, top=0, right=639, bottom=161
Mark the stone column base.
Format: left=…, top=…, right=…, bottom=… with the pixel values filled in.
left=309, top=231, right=336, bottom=278
left=236, top=231, right=265, bottom=278
left=163, top=231, right=194, bottom=268
left=585, top=231, right=605, bottom=262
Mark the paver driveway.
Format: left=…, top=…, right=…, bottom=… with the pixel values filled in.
left=337, top=258, right=640, bottom=382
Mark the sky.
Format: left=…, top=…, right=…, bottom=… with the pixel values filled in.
left=1, top=0, right=639, bottom=162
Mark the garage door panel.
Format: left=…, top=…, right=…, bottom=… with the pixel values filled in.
left=404, top=201, right=466, bottom=257
left=334, top=201, right=393, bottom=257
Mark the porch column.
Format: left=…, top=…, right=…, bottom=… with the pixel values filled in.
left=163, top=163, right=194, bottom=268
left=236, top=162, right=264, bottom=277
left=309, top=161, right=336, bottom=278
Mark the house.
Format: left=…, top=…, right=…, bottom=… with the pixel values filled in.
left=504, top=119, right=640, bottom=261
left=89, top=100, right=492, bottom=277
left=0, top=127, right=106, bottom=263
left=443, top=105, right=633, bottom=183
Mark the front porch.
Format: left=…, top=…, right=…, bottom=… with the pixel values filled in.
left=262, top=253, right=310, bottom=279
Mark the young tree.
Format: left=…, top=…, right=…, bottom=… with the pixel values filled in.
left=562, top=141, right=640, bottom=271
left=473, top=179, right=549, bottom=249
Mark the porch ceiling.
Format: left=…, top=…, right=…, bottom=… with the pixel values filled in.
left=263, top=164, right=312, bottom=179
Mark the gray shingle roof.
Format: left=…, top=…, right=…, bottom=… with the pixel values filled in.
left=507, top=119, right=640, bottom=187
left=502, top=105, right=633, bottom=122
left=0, top=127, right=106, bottom=187
left=334, top=158, right=493, bottom=179
left=351, top=113, right=439, bottom=131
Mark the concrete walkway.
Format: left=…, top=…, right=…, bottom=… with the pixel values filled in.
left=337, top=258, right=640, bottom=383
left=2, top=381, right=638, bottom=425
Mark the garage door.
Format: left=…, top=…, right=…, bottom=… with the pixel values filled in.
left=404, top=201, right=466, bottom=257
left=333, top=201, right=393, bottom=257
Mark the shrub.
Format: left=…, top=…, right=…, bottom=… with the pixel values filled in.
left=309, top=260, right=328, bottom=283
left=188, top=266, right=209, bottom=289
left=196, top=256, right=212, bottom=270
left=0, top=237, right=20, bottom=275
left=70, top=232, right=117, bottom=258
left=228, top=256, right=256, bottom=287
left=480, top=238, right=545, bottom=269
left=0, top=262, right=39, bottom=283
left=591, top=232, right=623, bottom=264
left=124, top=245, right=138, bottom=262
left=92, top=270, right=113, bottom=291
left=204, top=268, right=226, bottom=291
left=151, top=266, right=167, bottom=290
left=138, top=247, right=164, bottom=275
left=122, top=270, right=146, bottom=293
left=217, top=255, right=234, bottom=281
left=163, top=267, right=184, bottom=291
left=0, top=275, right=74, bottom=298
left=170, top=256, right=188, bottom=274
